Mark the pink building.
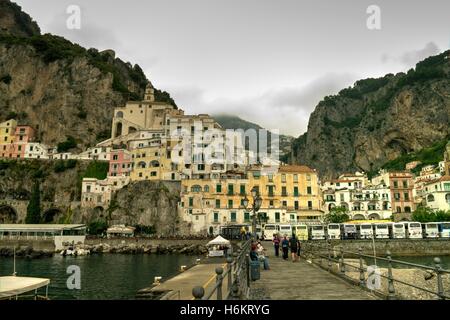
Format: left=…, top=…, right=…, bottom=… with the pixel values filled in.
left=1, top=126, right=35, bottom=159
left=109, top=149, right=132, bottom=177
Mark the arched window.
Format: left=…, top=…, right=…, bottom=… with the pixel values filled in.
left=204, top=185, right=210, bottom=193
left=404, top=206, right=411, bottom=213
left=137, top=161, right=146, bottom=169
left=116, top=111, right=123, bottom=118
left=191, top=185, right=202, bottom=192
left=446, top=193, right=450, bottom=203
left=427, top=194, right=435, bottom=202
left=150, top=160, right=160, bottom=167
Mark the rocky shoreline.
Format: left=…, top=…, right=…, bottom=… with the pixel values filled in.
left=0, top=243, right=209, bottom=259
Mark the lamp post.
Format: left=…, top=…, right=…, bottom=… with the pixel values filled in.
left=242, top=187, right=263, bottom=239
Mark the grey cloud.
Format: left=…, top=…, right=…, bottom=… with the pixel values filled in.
left=44, top=6, right=120, bottom=51
left=382, top=42, right=441, bottom=68
left=168, top=73, right=357, bottom=137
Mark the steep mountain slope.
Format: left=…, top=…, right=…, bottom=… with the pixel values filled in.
left=213, top=114, right=294, bottom=159
left=0, top=0, right=176, bottom=150
left=291, top=50, right=450, bottom=179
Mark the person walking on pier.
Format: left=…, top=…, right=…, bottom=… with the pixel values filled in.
left=281, top=235, right=289, bottom=260
left=273, top=234, right=280, bottom=257
left=289, top=234, right=299, bottom=262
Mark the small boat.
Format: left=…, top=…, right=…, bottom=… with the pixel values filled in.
left=0, top=276, right=50, bottom=300
left=60, top=247, right=90, bottom=256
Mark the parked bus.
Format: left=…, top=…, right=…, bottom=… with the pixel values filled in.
left=374, top=223, right=390, bottom=239
left=341, top=224, right=357, bottom=239
left=438, top=222, right=450, bottom=238
left=422, top=222, right=439, bottom=238
left=293, top=224, right=309, bottom=241
left=327, top=223, right=341, bottom=240
left=220, top=224, right=249, bottom=240
left=309, top=225, right=326, bottom=240
left=358, top=223, right=374, bottom=239
left=279, top=224, right=293, bottom=237
left=392, top=222, right=406, bottom=239
left=263, top=224, right=280, bottom=240
left=404, top=222, right=423, bottom=239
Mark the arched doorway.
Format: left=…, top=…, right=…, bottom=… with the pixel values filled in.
left=0, top=205, right=17, bottom=223
left=368, top=213, right=381, bottom=220
left=352, top=214, right=365, bottom=220
left=115, top=122, right=123, bottom=138
left=128, top=126, right=137, bottom=134
left=42, top=208, right=63, bottom=223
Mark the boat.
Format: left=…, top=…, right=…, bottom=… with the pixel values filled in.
left=0, top=248, right=51, bottom=300
left=0, top=276, right=50, bottom=300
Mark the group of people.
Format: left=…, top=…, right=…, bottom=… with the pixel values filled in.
left=272, top=233, right=301, bottom=262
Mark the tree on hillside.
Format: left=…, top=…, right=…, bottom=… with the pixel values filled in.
left=412, top=206, right=450, bottom=222
left=324, top=206, right=350, bottom=224
left=25, top=181, right=41, bottom=223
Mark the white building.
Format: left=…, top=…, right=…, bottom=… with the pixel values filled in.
left=423, top=176, right=450, bottom=211
left=76, top=146, right=111, bottom=161
left=81, top=176, right=130, bottom=208
left=23, top=143, right=51, bottom=159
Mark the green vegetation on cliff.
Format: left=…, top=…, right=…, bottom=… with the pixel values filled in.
left=371, top=137, right=449, bottom=176
left=25, top=180, right=41, bottom=223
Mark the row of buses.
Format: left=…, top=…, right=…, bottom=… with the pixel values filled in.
left=262, top=221, right=450, bottom=241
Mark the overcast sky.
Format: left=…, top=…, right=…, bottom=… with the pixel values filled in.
left=14, top=0, right=450, bottom=137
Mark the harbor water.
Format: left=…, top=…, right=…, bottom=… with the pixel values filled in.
left=0, top=254, right=199, bottom=300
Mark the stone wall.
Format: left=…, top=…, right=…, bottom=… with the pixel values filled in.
left=303, top=239, right=450, bottom=257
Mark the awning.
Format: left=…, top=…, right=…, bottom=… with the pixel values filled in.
left=206, top=235, right=231, bottom=246
left=0, top=276, right=50, bottom=299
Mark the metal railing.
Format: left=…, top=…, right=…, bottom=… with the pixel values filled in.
left=192, top=239, right=252, bottom=300
left=301, top=241, right=450, bottom=300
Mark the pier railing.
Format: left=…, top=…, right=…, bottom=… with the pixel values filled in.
left=192, top=239, right=252, bottom=300
left=301, top=241, right=450, bottom=300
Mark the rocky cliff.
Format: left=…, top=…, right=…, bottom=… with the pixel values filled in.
left=0, top=0, right=176, bottom=151
left=291, top=50, right=450, bottom=179
left=104, top=181, right=183, bottom=236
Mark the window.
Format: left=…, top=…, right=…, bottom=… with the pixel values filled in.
left=394, top=193, right=400, bottom=200
left=198, top=164, right=205, bottom=171
left=268, top=185, right=274, bottom=196
left=214, top=212, right=219, bottom=223
left=281, top=187, right=287, bottom=196
left=404, top=192, right=409, bottom=201
left=204, top=185, right=209, bottom=192
left=189, top=197, right=194, bottom=207
left=269, top=200, right=274, bottom=207
left=427, top=194, right=435, bottom=202
left=404, top=206, right=411, bottom=213
left=227, top=184, right=234, bottom=195
left=282, top=201, right=287, bottom=207
left=294, top=187, right=299, bottom=197
left=293, top=174, right=298, bottom=183
left=307, top=186, right=312, bottom=195
left=150, top=171, right=157, bottom=177
left=230, top=212, right=236, bottom=222
left=308, top=201, right=313, bottom=210
left=281, top=174, right=286, bottom=183
left=244, top=212, right=250, bottom=222
left=216, top=184, right=222, bottom=193
left=294, top=201, right=299, bottom=210
left=228, top=199, right=233, bottom=208
left=240, top=199, right=246, bottom=207
left=396, top=206, right=401, bottom=213
left=306, top=174, right=311, bottom=181
left=393, top=181, right=398, bottom=188
left=403, top=180, right=408, bottom=188
left=240, top=185, right=245, bottom=195
left=340, top=194, right=345, bottom=202
left=215, top=199, right=220, bottom=208
left=275, top=212, right=280, bottom=222
left=191, top=185, right=202, bottom=192
left=268, top=174, right=273, bottom=182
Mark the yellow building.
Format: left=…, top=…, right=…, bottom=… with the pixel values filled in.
left=179, top=165, right=324, bottom=235
left=130, top=145, right=172, bottom=181
left=0, top=119, right=16, bottom=158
